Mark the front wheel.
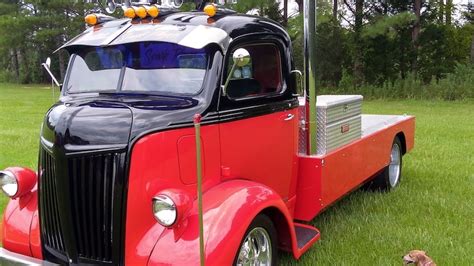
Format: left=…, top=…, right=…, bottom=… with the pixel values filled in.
left=367, top=137, right=403, bottom=191
left=234, top=214, right=277, bottom=266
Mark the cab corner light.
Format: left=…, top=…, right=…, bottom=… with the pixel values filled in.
left=85, top=14, right=98, bottom=26
left=204, top=4, right=217, bottom=17
left=147, top=5, right=160, bottom=18
left=136, top=6, right=148, bottom=19
left=124, top=7, right=136, bottom=19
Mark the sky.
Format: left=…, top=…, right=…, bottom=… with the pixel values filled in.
left=280, top=0, right=472, bottom=22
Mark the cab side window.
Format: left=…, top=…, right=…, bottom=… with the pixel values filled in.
left=227, top=43, right=283, bottom=99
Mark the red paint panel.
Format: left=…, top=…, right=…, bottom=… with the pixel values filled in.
left=285, top=195, right=297, bottom=217
left=147, top=180, right=302, bottom=265
left=177, top=135, right=205, bottom=185
left=29, top=210, right=42, bottom=259
left=125, top=125, right=221, bottom=265
left=295, top=116, right=415, bottom=220
left=218, top=109, right=298, bottom=200
left=405, top=118, right=416, bottom=152
left=322, top=116, right=416, bottom=206
left=2, top=190, right=41, bottom=258
left=294, top=156, right=323, bottom=221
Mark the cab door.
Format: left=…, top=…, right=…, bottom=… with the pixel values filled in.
left=217, top=39, right=299, bottom=202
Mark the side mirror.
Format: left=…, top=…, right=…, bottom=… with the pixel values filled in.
left=42, top=57, right=61, bottom=87
left=222, top=48, right=251, bottom=96
left=232, top=48, right=251, bottom=67
left=291, top=70, right=304, bottom=96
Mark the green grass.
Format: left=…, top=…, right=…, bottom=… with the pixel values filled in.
left=0, top=84, right=473, bottom=265
left=0, top=83, right=59, bottom=209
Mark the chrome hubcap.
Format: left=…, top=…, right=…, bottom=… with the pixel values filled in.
left=389, top=143, right=401, bottom=187
left=236, top=227, right=272, bottom=266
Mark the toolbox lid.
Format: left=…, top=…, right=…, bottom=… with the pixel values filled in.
left=316, top=95, right=363, bottom=107
left=298, top=95, right=363, bottom=107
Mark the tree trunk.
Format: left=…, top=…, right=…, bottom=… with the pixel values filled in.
left=412, top=0, right=421, bottom=74
left=353, top=0, right=364, bottom=85
left=333, top=0, right=338, bottom=20
left=295, top=0, right=303, bottom=13
left=412, top=0, right=421, bottom=42
left=439, top=0, right=444, bottom=23
left=18, top=49, right=29, bottom=83
left=10, top=49, right=20, bottom=82
left=58, top=50, right=66, bottom=81
left=445, top=0, right=452, bottom=25
left=471, top=32, right=474, bottom=64
left=58, top=10, right=69, bottom=81
left=283, top=0, right=288, bottom=26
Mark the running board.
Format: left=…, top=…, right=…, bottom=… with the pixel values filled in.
left=294, top=223, right=321, bottom=257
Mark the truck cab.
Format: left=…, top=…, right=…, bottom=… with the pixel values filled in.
left=0, top=1, right=415, bottom=265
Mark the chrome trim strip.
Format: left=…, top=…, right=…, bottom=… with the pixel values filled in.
left=0, top=248, right=57, bottom=265
left=102, top=23, right=133, bottom=45
left=40, top=136, right=54, bottom=150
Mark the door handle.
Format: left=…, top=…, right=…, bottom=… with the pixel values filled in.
left=284, top=114, right=295, bottom=121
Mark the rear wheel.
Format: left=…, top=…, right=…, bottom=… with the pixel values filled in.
left=366, top=137, right=403, bottom=191
left=234, top=214, right=277, bottom=266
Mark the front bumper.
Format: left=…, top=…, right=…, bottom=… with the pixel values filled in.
left=0, top=248, right=56, bottom=265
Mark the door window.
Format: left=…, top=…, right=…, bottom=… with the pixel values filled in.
left=226, top=43, right=283, bottom=99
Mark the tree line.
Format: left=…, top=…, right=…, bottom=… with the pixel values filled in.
left=0, top=0, right=473, bottom=94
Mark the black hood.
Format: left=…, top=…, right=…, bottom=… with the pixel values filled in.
left=41, top=94, right=201, bottom=153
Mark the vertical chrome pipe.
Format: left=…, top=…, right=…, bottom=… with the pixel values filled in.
left=304, top=0, right=317, bottom=155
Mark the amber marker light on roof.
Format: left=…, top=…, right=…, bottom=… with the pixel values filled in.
left=124, top=7, right=136, bottom=19
left=204, top=4, right=217, bottom=17
left=147, top=5, right=160, bottom=18
left=85, top=14, right=98, bottom=26
left=136, top=6, right=148, bottom=19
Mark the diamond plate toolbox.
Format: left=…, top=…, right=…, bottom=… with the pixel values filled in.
left=316, top=95, right=363, bottom=155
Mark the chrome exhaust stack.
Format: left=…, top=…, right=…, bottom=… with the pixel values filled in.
left=304, top=0, right=317, bottom=155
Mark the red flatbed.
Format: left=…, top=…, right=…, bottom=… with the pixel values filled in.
left=295, top=114, right=415, bottom=220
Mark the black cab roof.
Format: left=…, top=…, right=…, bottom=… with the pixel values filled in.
left=59, top=12, right=291, bottom=52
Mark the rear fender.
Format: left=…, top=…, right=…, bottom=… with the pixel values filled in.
left=148, top=180, right=300, bottom=265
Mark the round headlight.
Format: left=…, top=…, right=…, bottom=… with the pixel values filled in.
left=152, top=195, right=177, bottom=227
left=0, top=171, right=18, bottom=198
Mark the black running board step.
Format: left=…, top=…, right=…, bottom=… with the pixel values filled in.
left=294, top=223, right=321, bottom=250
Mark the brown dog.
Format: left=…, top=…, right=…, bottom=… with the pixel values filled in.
left=403, top=250, right=436, bottom=266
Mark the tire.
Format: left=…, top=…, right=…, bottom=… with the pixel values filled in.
left=234, top=214, right=278, bottom=266
left=366, top=137, right=403, bottom=191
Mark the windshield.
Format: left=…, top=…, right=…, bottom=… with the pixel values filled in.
left=65, top=42, right=209, bottom=95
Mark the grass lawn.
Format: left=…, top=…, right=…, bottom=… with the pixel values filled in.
left=1, top=83, right=473, bottom=265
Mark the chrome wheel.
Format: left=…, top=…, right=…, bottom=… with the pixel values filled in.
left=236, top=227, right=272, bottom=266
left=389, top=143, right=401, bottom=187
